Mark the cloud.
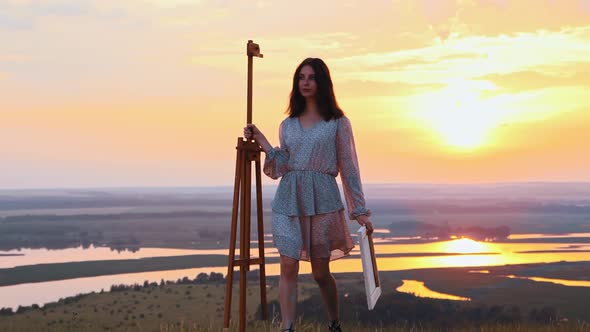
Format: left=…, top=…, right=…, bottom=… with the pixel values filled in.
left=331, top=25, right=590, bottom=87
left=336, top=80, right=444, bottom=98
left=363, top=52, right=487, bottom=72
left=413, top=0, right=590, bottom=38
left=478, top=69, right=590, bottom=94
left=0, top=1, right=130, bottom=30
left=138, top=0, right=205, bottom=8
left=1, top=1, right=91, bottom=20
left=34, top=2, right=93, bottom=16
left=0, top=10, right=34, bottom=30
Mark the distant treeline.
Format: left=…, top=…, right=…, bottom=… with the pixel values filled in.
left=0, top=226, right=141, bottom=251
left=388, top=221, right=511, bottom=241
left=371, top=201, right=590, bottom=214
left=0, top=211, right=241, bottom=250
left=3, top=201, right=590, bottom=215
left=0, top=211, right=231, bottom=222
left=0, top=195, right=229, bottom=210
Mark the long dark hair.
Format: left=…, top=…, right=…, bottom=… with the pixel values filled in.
left=286, top=58, right=345, bottom=121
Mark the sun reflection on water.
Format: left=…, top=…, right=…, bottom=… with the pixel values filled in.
left=506, top=275, right=590, bottom=287
left=441, top=238, right=493, bottom=253
left=396, top=280, right=471, bottom=301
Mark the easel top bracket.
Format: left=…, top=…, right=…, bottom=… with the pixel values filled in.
left=247, top=40, right=263, bottom=58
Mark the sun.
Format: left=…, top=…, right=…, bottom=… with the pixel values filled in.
left=411, top=79, right=502, bottom=151
left=445, top=238, right=489, bottom=254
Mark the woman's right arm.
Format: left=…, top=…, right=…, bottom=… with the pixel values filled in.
left=244, top=124, right=272, bottom=152
left=244, top=122, right=289, bottom=179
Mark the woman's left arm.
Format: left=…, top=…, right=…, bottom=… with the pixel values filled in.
left=336, top=116, right=373, bottom=234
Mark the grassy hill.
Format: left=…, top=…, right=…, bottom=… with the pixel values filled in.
left=1, top=270, right=589, bottom=331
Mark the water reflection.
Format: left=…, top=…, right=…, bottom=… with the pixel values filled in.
left=2, top=237, right=590, bottom=310
left=508, top=233, right=590, bottom=239
left=0, top=246, right=281, bottom=269
left=374, top=239, right=590, bottom=267
left=438, top=238, right=492, bottom=253
left=3, top=238, right=588, bottom=270
left=505, top=275, right=590, bottom=287
left=0, top=266, right=227, bottom=310
left=396, top=280, right=470, bottom=301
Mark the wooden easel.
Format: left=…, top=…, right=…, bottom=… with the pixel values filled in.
left=223, top=40, right=267, bottom=332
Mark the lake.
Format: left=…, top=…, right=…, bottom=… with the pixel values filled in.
left=1, top=233, right=589, bottom=309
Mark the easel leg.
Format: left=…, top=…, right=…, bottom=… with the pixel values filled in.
left=255, top=158, right=268, bottom=320
left=239, top=148, right=248, bottom=331
left=224, top=139, right=243, bottom=329
left=245, top=154, right=252, bottom=271
left=224, top=139, right=267, bottom=331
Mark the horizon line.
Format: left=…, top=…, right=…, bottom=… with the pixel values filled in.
left=2, top=180, right=590, bottom=192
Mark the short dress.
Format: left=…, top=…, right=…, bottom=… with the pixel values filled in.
left=263, top=115, right=371, bottom=261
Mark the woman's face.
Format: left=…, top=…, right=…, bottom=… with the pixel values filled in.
left=298, top=65, right=317, bottom=99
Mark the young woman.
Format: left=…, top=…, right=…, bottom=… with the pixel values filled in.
left=243, top=57, right=373, bottom=332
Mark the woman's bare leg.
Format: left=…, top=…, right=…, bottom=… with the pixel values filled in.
left=279, top=255, right=299, bottom=329
left=311, top=258, right=339, bottom=321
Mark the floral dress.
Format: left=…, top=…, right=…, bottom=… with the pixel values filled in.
left=263, top=115, right=371, bottom=261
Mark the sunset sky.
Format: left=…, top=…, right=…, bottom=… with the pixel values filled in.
left=1, top=0, right=589, bottom=189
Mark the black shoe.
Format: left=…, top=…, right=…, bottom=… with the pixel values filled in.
left=281, top=322, right=294, bottom=332
left=328, top=319, right=342, bottom=332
